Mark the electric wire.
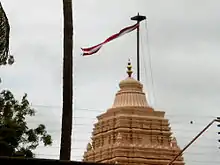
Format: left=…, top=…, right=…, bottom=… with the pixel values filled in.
left=33, top=153, right=220, bottom=164
left=31, top=104, right=218, bottom=119
left=25, top=104, right=220, bottom=163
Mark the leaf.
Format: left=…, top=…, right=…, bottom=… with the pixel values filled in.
left=26, top=129, right=38, bottom=142
left=34, top=124, right=46, bottom=135
left=28, top=143, right=38, bottom=150
left=24, top=149, right=34, bottom=158
left=42, top=134, right=52, bottom=146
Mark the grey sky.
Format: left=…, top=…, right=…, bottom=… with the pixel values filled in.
left=1, top=0, right=220, bottom=164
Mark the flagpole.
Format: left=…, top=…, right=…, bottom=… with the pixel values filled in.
left=131, top=13, right=146, bottom=81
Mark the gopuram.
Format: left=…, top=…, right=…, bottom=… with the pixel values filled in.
left=83, top=60, right=184, bottom=165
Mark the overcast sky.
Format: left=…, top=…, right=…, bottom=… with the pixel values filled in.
left=1, top=0, right=220, bottom=164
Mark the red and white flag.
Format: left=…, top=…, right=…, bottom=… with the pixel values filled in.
left=81, top=23, right=139, bottom=56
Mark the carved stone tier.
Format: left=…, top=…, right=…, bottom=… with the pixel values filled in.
left=83, top=107, right=184, bottom=165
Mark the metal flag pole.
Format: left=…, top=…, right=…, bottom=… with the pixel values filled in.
left=131, top=13, right=146, bottom=81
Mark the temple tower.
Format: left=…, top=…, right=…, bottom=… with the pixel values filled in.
left=83, top=60, right=184, bottom=165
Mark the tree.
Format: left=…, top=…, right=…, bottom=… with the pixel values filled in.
left=0, top=90, right=52, bottom=158
left=0, top=2, right=14, bottom=66
left=59, top=0, right=73, bottom=160
left=0, top=1, right=52, bottom=158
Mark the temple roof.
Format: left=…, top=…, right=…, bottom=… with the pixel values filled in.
left=112, top=60, right=149, bottom=108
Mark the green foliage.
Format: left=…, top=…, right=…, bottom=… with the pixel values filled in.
left=0, top=2, right=14, bottom=66
left=0, top=90, right=52, bottom=158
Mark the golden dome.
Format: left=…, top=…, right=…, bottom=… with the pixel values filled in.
left=112, top=60, right=149, bottom=108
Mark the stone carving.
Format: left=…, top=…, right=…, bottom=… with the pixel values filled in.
left=171, top=137, right=180, bottom=149
left=86, top=142, right=92, bottom=151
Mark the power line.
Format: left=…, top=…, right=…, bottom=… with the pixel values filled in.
left=28, top=104, right=220, bottom=158
left=35, top=144, right=220, bottom=155
left=36, top=143, right=219, bottom=150
left=31, top=104, right=61, bottom=108
left=31, top=124, right=219, bottom=135
left=31, top=104, right=219, bottom=118
left=35, top=145, right=220, bottom=163
left=27, top=118, right=218, bottom=127
left=31, top=104, right=217, bottom=118
left=34, top=153, right=220, bottom=164
left=36, top=152, right=220, bottom=159
left=25, top=122, right=220, bottom=139
left=44, top=136, right=219, bottom=143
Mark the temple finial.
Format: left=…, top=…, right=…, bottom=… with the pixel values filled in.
left=127, top=59, right=133, bottom=77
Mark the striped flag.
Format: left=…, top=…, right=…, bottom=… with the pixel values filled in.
left=81, top=23, right=139, bottom=56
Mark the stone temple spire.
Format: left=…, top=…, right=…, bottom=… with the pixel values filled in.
left=83, top=59, right=185, bottom=165
left=112, top=59, right=150, bottom=108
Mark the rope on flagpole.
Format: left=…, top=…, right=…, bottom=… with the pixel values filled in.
left=140, top=30, right=155, bottom=107
left=142, top=20, right=156, bottom=107
left=140, top=32, right=150, bottom=104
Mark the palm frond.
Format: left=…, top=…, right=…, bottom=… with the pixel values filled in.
left=0, top=2, right=10, bottom=65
